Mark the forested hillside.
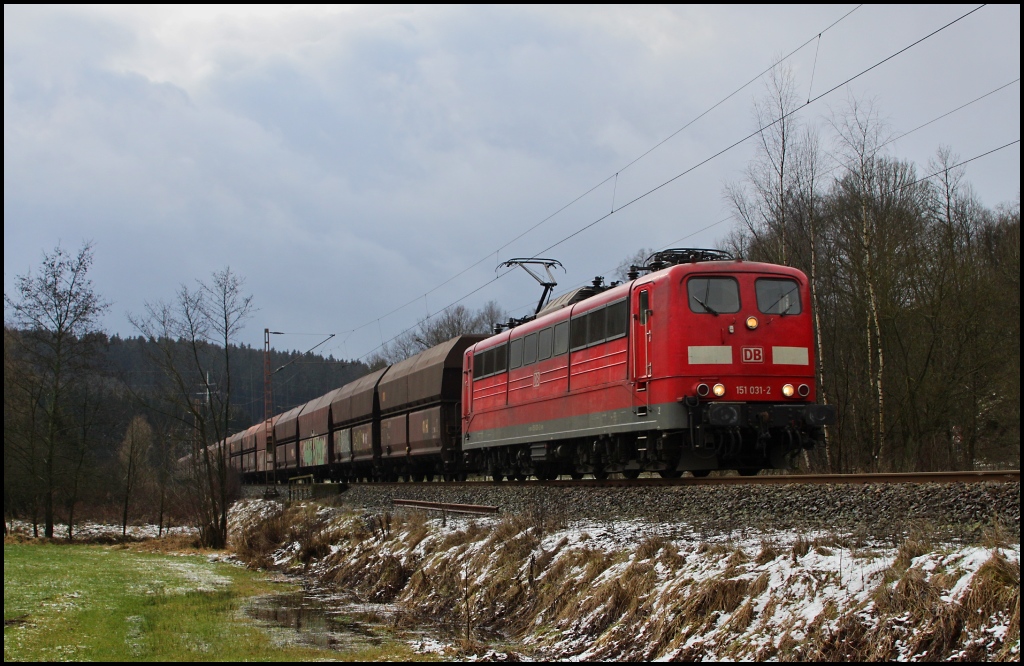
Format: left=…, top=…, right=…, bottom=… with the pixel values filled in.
left=101, top=334, right=372, bottom=431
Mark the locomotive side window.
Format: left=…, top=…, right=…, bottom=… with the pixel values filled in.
left=523, top=333, right=539, bottom=365
left=570, top=313, right=588, bottom=351
left=538, top=327, right=553, bottom=361
left=639, top=290, right=649, bottom=324
left=687, top=277, right=740, bottom=314
left=756, top=278, right=802, bottom=315
left=553, top=321, right=569, bottom=356
left=587, top=307, right=607, bottom=345
left=509, top=337, right=523, bottom=369
left=605, top=299, right=628, bottom=340
left=494, top=343, right=508, bottom=373
left=473, top=343, right=509, bottom=380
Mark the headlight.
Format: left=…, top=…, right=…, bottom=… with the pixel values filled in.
left=782, top=383, right=795, bottom=397
left=746, top=316, right=758, bottom=330
left=696, top=383, right=710, bottom=397
left=712, top=383, right=726, bottom=397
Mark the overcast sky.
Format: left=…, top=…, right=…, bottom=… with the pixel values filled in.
left=5, top=5, right=1020, bottom=359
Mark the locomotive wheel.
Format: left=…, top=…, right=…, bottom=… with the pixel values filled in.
left=570, top=472, right=584, bottom=480
left=593, top=470, right=608, bottom=480
left=737, top=468, right=761, bottom=476
left=691, top=470, right=711, bottom=478
left=622, top=470, right=641, bottom=480
left=659, top=470, right=683, bottom=479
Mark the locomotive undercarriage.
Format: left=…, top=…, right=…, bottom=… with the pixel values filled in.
left=466, top=430, right=804, bottom=480
left=466, top=403, right=828, bottom=480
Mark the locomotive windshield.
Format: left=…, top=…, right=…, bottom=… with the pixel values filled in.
left=756, top=278, right=802, bottom=315
left=687, top=277, right=740, bottom=315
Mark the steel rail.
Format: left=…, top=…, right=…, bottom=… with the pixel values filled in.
left=346, top=469, right=1020, bottom=489
left=392, top=499, right=499, bottom=514
left=249, top=470, right=1019, bottom=496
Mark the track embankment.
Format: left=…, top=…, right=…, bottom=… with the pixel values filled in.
left=241, top=475, right=1022, bottom=540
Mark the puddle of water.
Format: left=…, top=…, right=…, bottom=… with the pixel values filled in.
left=244, top=589, right=414, bottom=651
left=244, top=585, right=525, bottom=659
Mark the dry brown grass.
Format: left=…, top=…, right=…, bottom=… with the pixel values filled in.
left=722, top=599, right=755, bottom=634
left=400, top=510, right=430, bottom=551
left=961, top=551, right=1020, bottom=647
left=892, top=530, right=933, bottom=570
left=696, top=542, right=731, bottom=557
left=791, top=533, right=810, bottom=560
left=223, top=497, right=1021, bottom=662
left=798, top=610, right=874, bottom=661
left=873, top=567, right=942, bottom=618
left=747, top=571, right=770, bottom=598
left=681, top=574, right=750, bottom=620
left=127, top=532, right=203, bottom=554
left=726, top=546, right=750, bottom=567
left=635, top=535, right=668, bottom=561
left=233, top=509, right=290, bottom=568
left=756, top=539, right=781, bottom=564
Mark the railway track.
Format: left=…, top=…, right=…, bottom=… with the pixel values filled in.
left=263, top=469, right=1019, bottom=498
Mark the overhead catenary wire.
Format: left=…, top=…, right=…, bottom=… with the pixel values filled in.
left=328, top=5, right=867, bottom=352
left=351, top=4, right=993, bottom=363
left=523, top=4, right=989, bottom=259
left=505, top=76, right=1020, bottom=318
left=502, top=136, right=1019, bottom=321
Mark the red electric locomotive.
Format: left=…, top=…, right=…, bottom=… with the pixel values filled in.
left=461, top=249, right=835, bottom=479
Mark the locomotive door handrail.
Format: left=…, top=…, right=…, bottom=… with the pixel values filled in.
left=632, top=283, right=654, bottom=381
left=631, top=282, right=655, bottom=416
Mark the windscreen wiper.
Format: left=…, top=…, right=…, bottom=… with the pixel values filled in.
left=692, top=295, right=719, bottom=316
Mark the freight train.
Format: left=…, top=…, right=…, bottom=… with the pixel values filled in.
left=226, top=249, right=836, bottom=482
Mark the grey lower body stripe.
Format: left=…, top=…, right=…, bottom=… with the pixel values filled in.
left=463, top=403, right=689, bottom=450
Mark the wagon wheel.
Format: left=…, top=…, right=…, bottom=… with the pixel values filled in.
left=690, top=470, right=711, bottom=478
left=622, top=469, right=641, bottom=480
left=592, top=469, right=609, bottom=480
left=737, top=468, right=761, bottom=477
left=659, top=470, right=683, bottom=479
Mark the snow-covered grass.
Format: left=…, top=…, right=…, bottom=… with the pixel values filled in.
left=7, top=518, right=196, bottom=542
left=230, top=498, right=1021, bottom=661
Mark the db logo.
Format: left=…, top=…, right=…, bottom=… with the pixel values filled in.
left=742, top=347, right=764, bottom=363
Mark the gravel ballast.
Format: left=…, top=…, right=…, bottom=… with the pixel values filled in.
left=245, top=479, right=1019, bottom=541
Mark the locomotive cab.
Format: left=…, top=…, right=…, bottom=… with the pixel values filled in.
left=641, top=258, right=835, bottom=473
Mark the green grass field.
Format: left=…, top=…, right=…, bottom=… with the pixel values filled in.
left=3, top=542, right=430, bottom=662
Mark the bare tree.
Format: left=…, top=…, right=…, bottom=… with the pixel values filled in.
left=118, top=415, right=153, bottom=537
left=474, top=300, right=507, bottom=334
left=613, top=247, right=656, bottom=282
left=829, top=97, right=901, bottom=471
left=4, top=327, right=45, bottom=536
left=4, top=243, right=108, bottom=538
left=129, top=267, right=253, bottom=548
left=370, top=302, right=503, bottom=366
left=724, top=63, right=802, bottom=265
